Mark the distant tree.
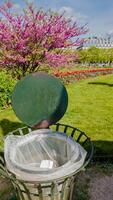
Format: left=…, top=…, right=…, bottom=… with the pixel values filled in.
left=0, top=1, right=87, bottom=76
left=87, top=47, right=99, bottom=63
left=106, top=48, right=113, bottom=65
left=78, top=49, right=89, bottom=64
left=78, top=47, right=113, bottom=66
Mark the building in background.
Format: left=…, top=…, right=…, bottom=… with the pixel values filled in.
left=81, top=37, right=113, bottom=49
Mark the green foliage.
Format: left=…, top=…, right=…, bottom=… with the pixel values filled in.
left=78, top=47, right=113, bottom=64
left=0, top=71, right=17, bottom=109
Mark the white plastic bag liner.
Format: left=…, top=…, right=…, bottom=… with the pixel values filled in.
left=4, top=129, right=87, bottom=182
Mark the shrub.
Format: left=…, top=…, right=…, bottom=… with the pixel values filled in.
left=0, top=1, right=87, bottom=77
left=0, top=70, right=17, bottom=109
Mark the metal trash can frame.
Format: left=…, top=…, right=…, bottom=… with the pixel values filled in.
left=0, top=123, right=94, bottom=200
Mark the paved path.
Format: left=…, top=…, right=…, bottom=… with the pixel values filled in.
left=89, top=175, right=113, bottom=200
left=1, top=167, right=113, bottom=200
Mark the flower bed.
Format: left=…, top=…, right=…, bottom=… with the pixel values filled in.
left=53, top=68, right=113, bottom=84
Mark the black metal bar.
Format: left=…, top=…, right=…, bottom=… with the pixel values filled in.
left=71, top=128, right=77, bottom=138
left=55, top=123, right=60, bottom=131
left=64, top=125, right=68, bottom=133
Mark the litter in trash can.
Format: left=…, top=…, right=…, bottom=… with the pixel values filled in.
left=4, top=129, right=87, bottom=182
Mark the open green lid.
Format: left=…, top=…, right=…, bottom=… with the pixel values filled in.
left=11, top=73, right=68, bottom=127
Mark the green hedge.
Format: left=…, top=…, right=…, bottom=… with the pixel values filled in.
left=0, top=70, right=17, bottom=109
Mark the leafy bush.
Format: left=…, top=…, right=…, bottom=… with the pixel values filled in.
left=78, top=47, right=113, bottom=65
left=0, top=2, right=86, bottom=77
left=0, top=70, right=17, bottom=109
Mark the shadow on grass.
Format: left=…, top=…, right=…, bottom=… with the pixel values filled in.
left=88, top=82, right=113, bottom=87
left=92, top=140, right=113, bottom=162
left=0, top=119, right=24, bottom=136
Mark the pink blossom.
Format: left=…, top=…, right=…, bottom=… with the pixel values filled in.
left=5, top=1, right=13, bottom=9
left=0, top=2, right=87, bottom=75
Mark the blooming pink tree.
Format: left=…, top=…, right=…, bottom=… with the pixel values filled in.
left=0, top=1, right=87, bottom=76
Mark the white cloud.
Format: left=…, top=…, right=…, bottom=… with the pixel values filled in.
left=11, top=3, right=22, bottom=14
left=25, top=0, right=35, bottom=3
left=58, top=6, right=88, bottom=25
left=13, top=3, right=21, bottom=10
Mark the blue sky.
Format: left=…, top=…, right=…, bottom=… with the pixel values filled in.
left=1, top=0, right=113, bottom=37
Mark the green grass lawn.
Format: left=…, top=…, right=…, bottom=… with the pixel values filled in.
left=1, top=74, right=113, bottom=157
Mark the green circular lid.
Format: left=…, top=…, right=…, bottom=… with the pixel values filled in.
left=11, top=73, right=68, bottom=127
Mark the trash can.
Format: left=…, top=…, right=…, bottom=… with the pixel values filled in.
left=1, top=123, right=93, bottom=200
